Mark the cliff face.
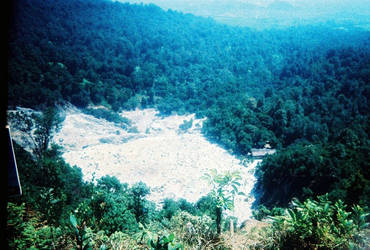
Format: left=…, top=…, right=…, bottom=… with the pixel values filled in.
left=52, top=106, right=260, bottom=221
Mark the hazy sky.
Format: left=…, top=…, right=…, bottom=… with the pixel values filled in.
left=121, top=0, right=369, bottom=8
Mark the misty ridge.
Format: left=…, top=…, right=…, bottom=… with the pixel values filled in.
left=122, top=0, right=370, bottom=28
left=7, top=0, right=370, bottom=249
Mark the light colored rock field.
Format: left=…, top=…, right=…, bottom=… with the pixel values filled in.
left=52, top=107, right=261, bottom=221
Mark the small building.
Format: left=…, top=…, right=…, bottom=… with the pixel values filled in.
left=251, top=148, right=276, bottom=158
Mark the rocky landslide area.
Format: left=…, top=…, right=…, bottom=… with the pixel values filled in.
left=12, top=106, right=264, bottom=222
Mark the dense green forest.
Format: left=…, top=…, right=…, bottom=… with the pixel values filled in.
left=7, top=0, right=370, bottom=248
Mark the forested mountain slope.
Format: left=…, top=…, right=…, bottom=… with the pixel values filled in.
left=8, top=0, right=370, bottom=206
left=8, top=0, right=368, bottom=111
left=7, top=0, right=370, bottom=248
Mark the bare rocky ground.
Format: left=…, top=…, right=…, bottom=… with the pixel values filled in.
left=12, top=106, right=262, bottom=222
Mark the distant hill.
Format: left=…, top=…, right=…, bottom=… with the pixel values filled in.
left=267, top=1, right=295, bottom=11
left=9, top=0, right=367, bottom=110
left=123, top=0, right=370, bottom=28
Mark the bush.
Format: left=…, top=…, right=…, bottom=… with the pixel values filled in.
left=7, top=202, right=71, bottom=249
left=147, top=232, right=183, bottom=250
left=179, top=119, right=193, bottom=132
left=160, top=198, right=197, bottom=220
left=170, top=211, right=217, bottom=248
left=268, top=195, right=369, bottom=249
left=252, top=205, right=285, bottom=221
left=83, top=108, right=131, bottom=128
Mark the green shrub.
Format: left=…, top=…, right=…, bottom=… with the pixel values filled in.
left=7, top=202, right=71, bottom=249
left=269, top=195, right=369, bottom=249
left=170, top=211, right=217, bottom=248
left=83, top=108, right=131, bottom=128
left=7, top=202, right=37, bottom=249
left=147, top=232, right=183, bottom=250
left=179, top=119, right=193, bottom=132
left=252, top=205, right=285, bottom=221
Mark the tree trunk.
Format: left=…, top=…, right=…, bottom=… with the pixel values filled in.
left=216, top=207, right=222, bottom=234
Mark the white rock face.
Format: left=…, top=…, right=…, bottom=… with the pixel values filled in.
left=53, top=107, right=261, bottom=222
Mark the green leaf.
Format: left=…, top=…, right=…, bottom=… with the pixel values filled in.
left=51, top=199, right=60, bottom=204
left=168, top=233, right=175, bottom=242
left=70, top=214, right=78, bottom=229
left=149, top=239, right=157, bottom=248
left=83, top=243, right=92, bottom=250
left=201, top=173, right=211, bottom=181
left=287, top=209, right=296, bottom=223
left=169, top=243, right=184, bottom=250
left=138, top=222, right=145, bottom=230
left=161, top=235, right=170, bottom=244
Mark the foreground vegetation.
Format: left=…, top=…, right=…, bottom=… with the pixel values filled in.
left=7, top=145, right=369, bottom=249
left=7, top=145, right=370, bottom=249
left=7, top=100, right=369, bottom=249
left=7, top=0, right=370, bottom=248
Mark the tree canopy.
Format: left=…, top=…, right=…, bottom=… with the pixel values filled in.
left=7, top=0, right=370, bottom=248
